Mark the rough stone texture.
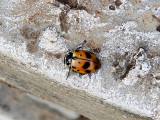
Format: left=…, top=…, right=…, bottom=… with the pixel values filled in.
left=0, top=0, right=160, bottom=120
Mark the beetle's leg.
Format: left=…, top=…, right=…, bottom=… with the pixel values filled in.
left=64, top=55, right=66, bottom=65
left=66, top=67, right=71, bottom=80
left=88, top=74, right=91, bottom=79
left=89, top=47, right=101, bottom=53
left=76, top=40, right=87, bottom=50
left=78, top=73, right=84, bottom=78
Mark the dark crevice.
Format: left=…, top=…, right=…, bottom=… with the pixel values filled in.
left=56, top=0, right=78, bottom=9
left=115, top=0, right=122, bottom=6
left=155, top=76, right=160, bottom=80
left=56, top=0, right=88, bottom=11
left=58, top=0, right=89, bottom=31
left=120, top=60, right=136, bottom=80
left=156, top=25, right=160, bottom=32
left=113, top=52, right=136, bottom=80
left=75, top=5, right=88, bottom=11
left=59, top=6, right=70, bottom=31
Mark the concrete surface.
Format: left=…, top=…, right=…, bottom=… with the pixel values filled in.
left=0, top=82, right=89, bottom=120
left=0, top=0, right=160, bottom=120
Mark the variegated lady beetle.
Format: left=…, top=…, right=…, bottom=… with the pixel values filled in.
left=64, top=41, right=101, bottom=77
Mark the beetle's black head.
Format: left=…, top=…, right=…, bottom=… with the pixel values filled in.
left=64, top=52, right=73, bottom=66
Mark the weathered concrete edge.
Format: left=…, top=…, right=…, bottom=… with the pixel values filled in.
left=0, top=52, right=152, bottom=120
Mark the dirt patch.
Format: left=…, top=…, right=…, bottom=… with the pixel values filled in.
left=120, top=59, right=136, bottom=79
left=53, top=53, right=62, bottom=59
left=27, top=40, right=38, bottom=53
left=59, top=6, right=70, bottom=31
left=115, top=0, right=122, bottom=6
left=49, top=41, right=56, bottom=43
left=21, top=26, right=39, bottom=53
left=46, top=52, right=62, bottom=59
left=112, top=52, right=136, bottom=80
left=152, top=15, right=160, bottom=22
left=13, top=0, right=60, bottom=26
left=21, top=26, right=40, bottom=39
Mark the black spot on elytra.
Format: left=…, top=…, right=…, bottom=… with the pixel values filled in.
left=78, top=62, right=80, bottom=64
left=75, top=50, right=79, bottom=52
left=80, top=54, right=82, bottom=56
left=72, top=66, right=76, bottom=69
left=83, top=62, right=90, bottom=69
left=77, top=70, right=79, bottom=71
left=85, top=70, right=91, bottom=73
left=85, top=52, right=91, bottom=59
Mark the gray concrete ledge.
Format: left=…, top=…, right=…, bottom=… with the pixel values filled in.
left=0, top=52, right=152, bottom=120
left=0, top=0, right=160, bottom=120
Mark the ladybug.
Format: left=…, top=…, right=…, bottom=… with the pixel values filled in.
left=64, top=41, right=101, bottom=78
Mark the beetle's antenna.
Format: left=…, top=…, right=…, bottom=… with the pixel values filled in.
left=88, top=74, right=92, bottom=79
left=76, top=40, right=87, bottom=50
left=78, top=73, right=84, bottom=78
